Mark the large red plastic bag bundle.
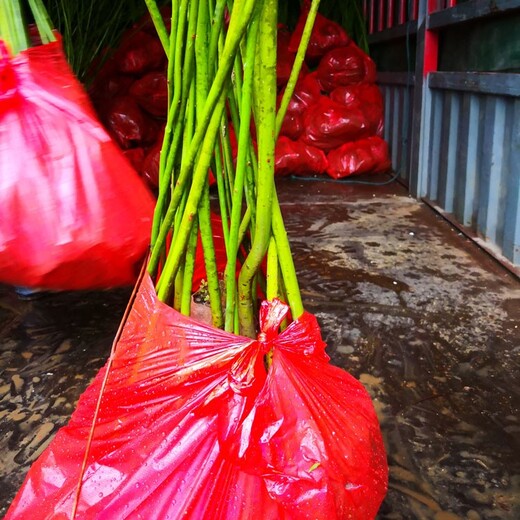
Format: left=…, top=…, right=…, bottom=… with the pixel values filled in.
left=112, top=30, right=165, bottom=75
left=128, top=71, right=168, bottom=117
left=330, top=84, right=384, bottom=135
left=104, top=95, right=159, bottom=149
left=275, top=136, right=328, bottom=176
left=280, top=71, right=323, bottom=113
left=0, top=38, right=155, bottom=290
left=279, top=108, right=304, bottom=140
left=326, top=136, right=391, bottom=179
left=6, top=274, right=388, bottom=519
left=289, top=8, right=350, bottom=63
left=317, top=43, right=377, bottom=93
left=301, top=96, right=369, bottom=151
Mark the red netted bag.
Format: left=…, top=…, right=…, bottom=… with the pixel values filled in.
left=330, top=84, right=384, bottom=135
left=317, top=43, right=377, bottom=92
left=301, top=96, right=369, bottom=151
left=275, top=136, right=328, bottom=176
left=326, top=136, right=392, bottom=178
left=0, top=39, right=155, bottom=290
left=6, top=274, right=387, bottom=519
left=129, top=71, right=168, bottom=117
left=289, top=9, right=350, bottom=63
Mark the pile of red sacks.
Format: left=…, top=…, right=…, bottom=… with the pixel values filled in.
left=89, top=8, right=391, bottom=188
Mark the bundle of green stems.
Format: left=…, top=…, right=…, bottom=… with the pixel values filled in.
left=145, top=0, right=320, bottom=338
left=0, top=0, right=55, bottom=54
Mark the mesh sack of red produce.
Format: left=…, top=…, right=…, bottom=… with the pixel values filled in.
left=301, top=96, right=369, bottom=151
left=6, top=273, right=388, bottom=519
left=289, top=7, right=350, bottom=63
left=317, top=43, right=377, bottom=93
left=327, top=136, right=392, bottom=179
left=0, top=38, right=155, bottom=290
left=330, top=84, right=384, bottom=135
left=275, top=136, right=328, bottom=176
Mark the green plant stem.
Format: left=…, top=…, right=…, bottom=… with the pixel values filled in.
left=192, top=0, right=223, bottom=328
left=224, top=13, right=258, bottom=332
left=263, top=0, right=321, bottom=321
left=208, top=0, right=226, bottom=68
left=275, top=0, right=320, bottom=135
left=238, top=0, right=277, bottom=338
left=143, top=0, right=170, bottom=54
left=266, top=237, right=278, bottom=300
left=156, top=88, right=228, bottom=301
left=28, top=0, right=56, bottom=44
left=198, top=184, right=224, bottom=327
left=151, top=0, right=186, bottom=245
left=148, top=0, right=257, bottom=279
left=0, top=0, right=29, bottom=54
left=180, top=217, right=199, bottom=315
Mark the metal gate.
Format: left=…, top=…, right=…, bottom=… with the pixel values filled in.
left=365, top=0, right=520, bottom=272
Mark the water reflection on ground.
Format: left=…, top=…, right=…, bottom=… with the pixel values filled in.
left=1, top=179, right=519, bottom=518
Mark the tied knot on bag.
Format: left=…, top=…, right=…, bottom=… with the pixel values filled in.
left=257, top=298, right=290, bottom=354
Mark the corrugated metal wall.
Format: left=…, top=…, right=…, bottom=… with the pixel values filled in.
left=422, top=73, right=520, bottom=266
left=378, top=73, right=414, bottom=184
left=367, top=0, right=520, bottom=272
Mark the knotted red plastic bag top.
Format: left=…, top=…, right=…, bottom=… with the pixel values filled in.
left=0, top=38, right=155, bottom=290
left=317, top=43, right=377, bottom=93
left=289, top=9, right=350, bottom=63
left=7, top=274, right=388, bottom=519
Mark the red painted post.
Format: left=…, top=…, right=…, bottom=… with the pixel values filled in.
left=388, top=0, right=395, bottom=28
left=369, top=0, right=376, bottom=33
left=412, top=0, right=420, bottom=20
left=378, top=0, right=385, bottom=31
left=423, top=0, right=439, bottom=76
left=399, top=0, right=406, bottom=24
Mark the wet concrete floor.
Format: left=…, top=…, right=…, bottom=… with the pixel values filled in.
left=1, top=177, right=519, bottom=518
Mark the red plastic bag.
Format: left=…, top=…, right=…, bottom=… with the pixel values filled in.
left=122, top=146, right=145, bottom=172
left=0, top=39, right=155, bottom=290
left=317, top=43, right=377, bottom=93
left=275, top=136, right=328, bottom=176
left=141, top=139, right=162, bottom=188
left=301, top=96, right=369, bottom=151
left=105, top=95, right=159, bottom=149
left=280, top=71, right=322, bottom=113
left=129, top=71, right=168, bottom=117
left=6, top=274, right=387, bottom=519
left=279, top=108, right=304, bottom=140
left=326, top=136, right=392, bottom=178
left=113, top=30, right=165, bottom=74
left=289, top=9, right=350, bottom=63
left=330, top=84, right=384, bottom=135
